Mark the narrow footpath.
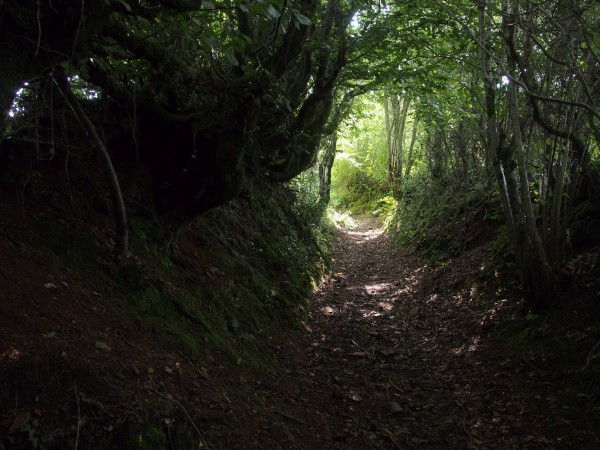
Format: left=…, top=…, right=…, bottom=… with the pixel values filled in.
left=228, top=217, right=598, bottom=449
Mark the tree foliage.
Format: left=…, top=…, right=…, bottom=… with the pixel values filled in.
left=328, top=0, right=600, bottom=308
left=1, top=0, right=358, bottom=246
left=2, top=0, right=599, bottom=308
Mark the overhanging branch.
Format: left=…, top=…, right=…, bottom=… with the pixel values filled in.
left=503, top=73, right=600, bottom=120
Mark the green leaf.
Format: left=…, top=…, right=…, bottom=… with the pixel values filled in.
left=225, top=51, right=239, bottom=66
left=118, top=0, right=132, bottom=12
left=238, top=4, right=249, bottom=13
left=267, top=5, right=281, bottom=19
left=293, top=12, right=312, bottom=26
left=201, top=0, right=215, bottom=9
left=201, top=36, right=217, bottom=49
left=95, top=341, right=110, bottom=350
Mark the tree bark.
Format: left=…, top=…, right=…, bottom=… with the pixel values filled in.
left=502, top=0, right=553, bottom=308
left=404, top=117, right=419, bottom=179
left=318, top=132, right=337, bottom=213
left=56, top=71, right=129, bottom=261
left=385, top=94, right=411, bottom=198
left=477, top=1, right=525, bottom=279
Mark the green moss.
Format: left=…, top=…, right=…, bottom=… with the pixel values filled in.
left=25, top=182, right=328, bottom=373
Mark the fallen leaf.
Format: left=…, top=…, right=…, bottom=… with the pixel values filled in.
left=164, top=366, right=173, bottom=374
left=95, top=341, right=110, bottom=350
left=390, top=401, right=403, bottom=413
left=349, top=352, right=369, bottom=357
left=351, top=394, right=363, bottom=402
left=44, top=282, right=58, bottom=289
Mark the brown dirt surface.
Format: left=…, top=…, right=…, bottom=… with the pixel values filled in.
left=1, top=214, right=599, bottom=449
left=238, top=216, right=600, bottom=449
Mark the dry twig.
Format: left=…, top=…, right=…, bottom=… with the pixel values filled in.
left=74, top=382, right=81, bottom=450
left=582, top=338, right=600, bottom=371
left=150, top=387, right=208, bottom=448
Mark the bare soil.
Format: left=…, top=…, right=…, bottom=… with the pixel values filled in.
left=1, top=215, right=599, bottom=449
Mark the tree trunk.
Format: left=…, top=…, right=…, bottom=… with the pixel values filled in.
left=404, top=116, right=419, bottom=179
left=502, top=0, right=553, bottom=308
left=385, top=94, right=411, bottom=198
left=56, top=71, right=130, bottom=261
left=477, top=2, right=526, bottom=286
left=318, top=132, right=337, bottom=214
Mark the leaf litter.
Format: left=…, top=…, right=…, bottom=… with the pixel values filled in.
left=1, top=215, right=598, bottom=448
left=243, top=216, right=600, bottom=448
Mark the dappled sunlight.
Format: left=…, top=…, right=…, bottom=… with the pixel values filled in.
left=377, top=301, right=394, bottom=311
left=451, top=291, right=469, bottom=305
left=363, top=282, right=393, bottom=294
left=300, top=210, right=587, bottom=448
left=359, top=309, right=383, bottom=319
left=1, top=347, right=23, bottom=362
left=345, top=228, right=385, bottom=242
left=320, top=305, right=338, bottom=316
left=451, top=336, right=482, bottom=356
left=427, top=293, right=440, bottom=303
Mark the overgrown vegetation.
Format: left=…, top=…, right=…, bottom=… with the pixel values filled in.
left=389, top=175, right=500, bottom=262
left=1, top=0, right=600, bottom=446
left=0, top=172, right=331, bottom=448
left=140, top=184, right=330, bottom=370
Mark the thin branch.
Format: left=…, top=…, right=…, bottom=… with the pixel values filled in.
left=150, top=387, right=208, bottom=448
left=52, top=71, right=130, bottom=260
left=35, top=0, right=42, bottom=56
left=582, top=339, right=600, bottom=371
left=503, top=73, right=600, bottom=120
left=74, top=382, right=81, bottom=450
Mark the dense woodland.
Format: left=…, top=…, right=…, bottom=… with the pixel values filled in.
left=1, top=0, right=599, bottom=448
left=2, top=0, right=599, bottom=304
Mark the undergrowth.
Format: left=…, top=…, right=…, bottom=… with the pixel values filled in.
left=388, top=173, right=501, bottom=263
left=3, top=178, right=331, bottom=374
left=120, top=182, right=332, bottom=372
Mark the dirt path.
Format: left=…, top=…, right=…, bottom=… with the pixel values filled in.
left=233, top=216, right=598, bottom=449
left=3, top=214, right=595, bottom=449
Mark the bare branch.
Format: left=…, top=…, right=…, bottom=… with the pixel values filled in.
left=503, top=73, right=600, bottom=120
